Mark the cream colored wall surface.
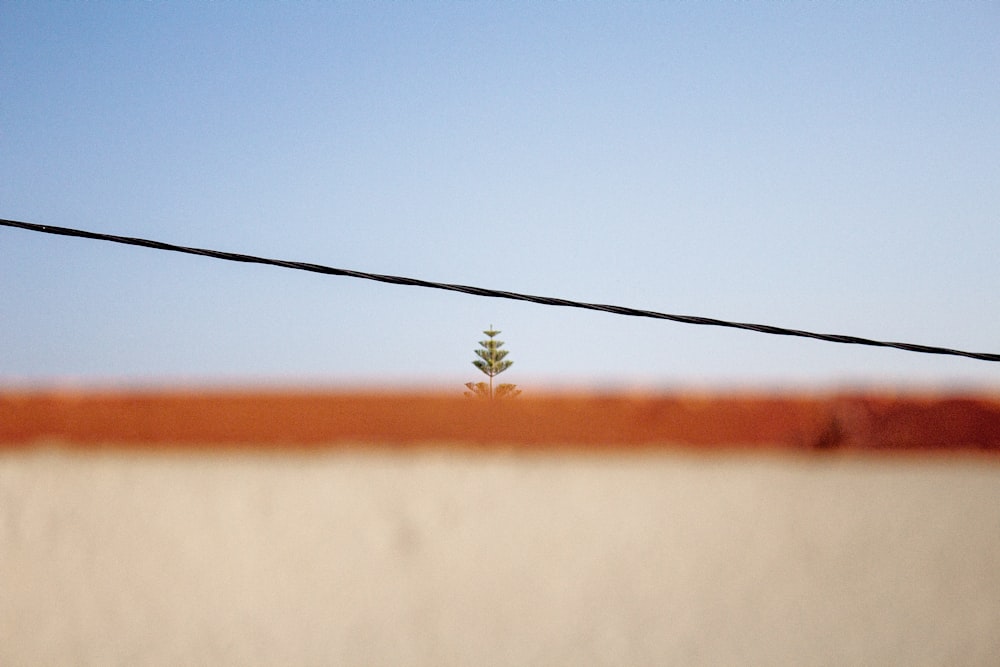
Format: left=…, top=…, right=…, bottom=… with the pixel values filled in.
left=2, top=447, right=999, bottom=666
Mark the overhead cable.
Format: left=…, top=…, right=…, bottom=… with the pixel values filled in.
left=2, top=217, right=998, bottom=362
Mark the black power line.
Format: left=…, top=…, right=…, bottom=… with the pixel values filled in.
left=3, top=217, right=998, bottom=362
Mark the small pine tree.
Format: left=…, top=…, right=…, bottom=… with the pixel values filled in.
left=464, top=325, right=521, bottom=400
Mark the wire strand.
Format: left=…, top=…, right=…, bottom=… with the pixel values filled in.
left=3, top=217, right=998, bottom=362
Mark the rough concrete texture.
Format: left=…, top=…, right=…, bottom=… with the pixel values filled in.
left=2, top=447, right=999, bottom=666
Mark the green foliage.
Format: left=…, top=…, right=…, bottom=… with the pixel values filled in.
left=493, top=383, right=522, bottom=399
left=463, top=381, right=491, bottom=399
left=464, top=325, right=521, bottom=399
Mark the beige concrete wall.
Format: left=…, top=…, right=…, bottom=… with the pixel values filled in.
left=2, top=446, right=999, bottom=665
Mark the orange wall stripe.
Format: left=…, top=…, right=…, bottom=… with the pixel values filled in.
left=2, top=390, right=999, bottom=452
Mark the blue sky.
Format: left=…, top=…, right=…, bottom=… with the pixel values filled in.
left=2, top=2, right=998, bottom=389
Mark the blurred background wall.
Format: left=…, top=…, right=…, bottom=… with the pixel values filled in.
left=3, top=444, right=999, bottom=666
